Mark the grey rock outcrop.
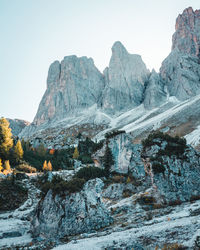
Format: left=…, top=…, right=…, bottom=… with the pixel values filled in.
left=95, top=131, right=200, bottom=204
left=143, top=70, right=167, bottom=109
left=102, top=182, right=142, bottom=199
left=102, top=41, right=150, bottom=114
left=142, top=136, right=200, bottom=204
left=33, top=56, right=105, bottom=126
left=31, top=178, right=113, bottom=239
left=93, top=133, right=145, bottom=177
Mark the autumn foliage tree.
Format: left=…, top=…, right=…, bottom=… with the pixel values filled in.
left=0, top=159, right=3, bottom=172
left=3, top=160, right=11, bottom=175
left=47, top=160, right=52, bottom=171
left=0, top=118, right=13, bottom=159
left=43, top=160, right=48, bottom=172
left=14, top=139, right=24, bottom=162
left=43, top=160, right=52, bottom=172
left=73, top=147, right=79, bottom=159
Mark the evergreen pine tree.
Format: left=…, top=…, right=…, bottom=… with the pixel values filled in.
left=102, top=141, right=114, bottom=177
left=24, top=140, right=31, bottom=152
left=14, top=139, right=24, bottom=161
left=0, top=118, right=13, bottom=159
left=47, top=160, right=52, bottom=171
left=37, top=143, right=46, bottom=157
left=73, top=147, right=79, bottom=159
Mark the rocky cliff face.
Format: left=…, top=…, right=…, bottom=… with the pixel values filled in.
left=161, top=7, right=200, bottom=101
left=95, top=132, right=200, bottom=204
left=143, top=70, right=167, bottom=109
left=93, top=133, right=145, bottom=177
left=7, top=119, right=30, bottom=136
left=31, top=178, right=113, bottom=239
left=101, top=41, right=150, bottom=114
left=33, top=42, right=150, bottom=126
left=172, top=7, right=200, bottom=56
left=160, top=49, right=200, bottom=101
left=20, top=7, right=200, bottom=151
left=142, top=134, right=200, bottom=204
left=33, top=56, right=105, bottom=126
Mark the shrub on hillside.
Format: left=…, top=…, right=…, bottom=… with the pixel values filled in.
left=40, top=175, right=86, bottom=195
left=142, top=132, right=187, bottom=158
left=16, top=163, right=37, bottom=173
left=78, top=154, right=93, bottom=164
left=152, top=162, right=165, bottom=174
left=78, top=137, right=104, bottom=155
left=75, top=166, right=105, bottom=181
left=0, top=177, right=28, bottom=211
left=142, top=131, right=186, bottom=148
left=105, top=130, right=126, bottom=139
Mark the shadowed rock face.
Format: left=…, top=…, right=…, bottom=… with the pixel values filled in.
left=143, top=70, right=167, bottom=109
left=160, top=49, right=200, bottom=100
left=172, top=7, right=200, bottom=56
left=102, top=41, right=150, bottom=114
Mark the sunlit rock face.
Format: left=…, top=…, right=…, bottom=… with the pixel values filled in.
left=101, top=41, right=150, bottom=114
left=33, top=56, right=105, bottom=126
left=160, top=7, right=200, bottom=101
left=172, top=7, right=200, bottom=56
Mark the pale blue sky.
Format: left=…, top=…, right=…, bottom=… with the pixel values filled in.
left=1, top=0, right=200, bottom=122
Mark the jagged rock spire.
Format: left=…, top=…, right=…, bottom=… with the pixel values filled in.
left=172, top=7, right=200, bottom=56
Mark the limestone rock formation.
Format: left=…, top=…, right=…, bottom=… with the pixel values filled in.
left=172, top=7, right=200, bottom=56
left=161, top=7, right=200, bottom=101
left=19, top=7, right=200, bottom=149
left=160, top=49, right=200, bottom=101
left=31, top=178, right=113, bottom=239
left=143, top=70, right=167, bottom=109
left=33, top=56, right=105, bottom=126
left=93, top=133, right=145, bottom=177
left=7, top=119, right=30, bottom=136
left=142, top=134, right=200, bottom=203
left=102, top=41, right=150, bottom=114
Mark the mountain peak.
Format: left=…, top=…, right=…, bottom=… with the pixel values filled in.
left=111, top=41, right=128, bottom=56
left=182, top=6, right=194, bottom=14
left=172, top=7, right=200, bottom=56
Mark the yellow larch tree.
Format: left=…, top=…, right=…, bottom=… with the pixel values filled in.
left=0, top=159, right=3, bottom=172
left=14, top=139, right=24, bottom=161
left=43, top=160, right=48, bottom=172
left=73, top=147, right=79, bottom=159
left=0, top=118, right=13, bottom=159
left=47, top=160, right=52, bottom=171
